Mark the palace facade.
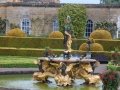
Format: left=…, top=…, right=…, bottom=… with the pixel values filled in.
left=0, top=1, right=120, bottom=38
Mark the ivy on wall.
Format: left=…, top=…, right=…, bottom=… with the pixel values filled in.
left=95, top=21, right=117, bottom=38
left=58, top=4, right=87, bottom=38
left=0, top=17, right=7, bottom=35
left=10, top=23, right=20, bottom=29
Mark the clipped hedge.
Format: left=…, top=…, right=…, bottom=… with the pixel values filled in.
left=94, top=39, right=120, bottom=51
left=0, top=36, right=120, bottom=51
left=0, top=36, right=86, bottom=50
left=49, top=31, right=64, bottom=38
left=6, top=28, right=25, bottom=37
left=0, top=36, right=64, bottom=49
left=90, top=29, right=112, bottom=39
left=0, top=47, right=113, bottom=60
left=79, top=43, right=104, bottom=51
left=0, top=48, right=63, bottom=57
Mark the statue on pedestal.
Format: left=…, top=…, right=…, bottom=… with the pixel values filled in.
left=63, top=15, right=73, bottom=59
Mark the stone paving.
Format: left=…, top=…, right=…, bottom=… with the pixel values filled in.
left=0, top=64, right=107, bottom=74
left=0, top=68, right=38, bottom=74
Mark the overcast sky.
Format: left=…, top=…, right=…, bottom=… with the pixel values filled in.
left=60, top=0, right=100, bottom=4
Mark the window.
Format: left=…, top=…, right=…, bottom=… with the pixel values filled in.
left=85, top=20, right=93, bottom=37
left=21, top=18, right=31, bottom=35
left=117, top=16, right=120, bottom=38
left=53, top=17, right=59, bottom=31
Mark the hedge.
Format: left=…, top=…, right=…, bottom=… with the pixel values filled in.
left=0, top=47, right=113, bottom=61
left=0, top=36, right=120, bottom=51
left=94, top=39, right=120, bottom=51
left=0, top=36, right=64, bottom=49
left=0, top=48, right=63, bottom=57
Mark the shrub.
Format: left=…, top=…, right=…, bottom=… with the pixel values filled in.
left=90, top=29, right=112, bottom=39
left=6, top=28, right=25, bottom=37
left=49, top=31, right=64, bottom=38
left=58, top=4, right=87, bottom=38
left=79, top=43, right=104, bottom=51
left=99, top=70, right=120, bottom=90
left=91, top=43, right=104, bottom=51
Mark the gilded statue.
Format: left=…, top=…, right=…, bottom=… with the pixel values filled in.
left=63, top=15, right=73, bottom=59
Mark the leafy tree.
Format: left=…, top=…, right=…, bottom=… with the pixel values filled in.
left=100, top=0, right=120, bottom=4
left=58, top=4, right=87, bottom=38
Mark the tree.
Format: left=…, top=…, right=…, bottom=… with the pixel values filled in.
left=100, top=0, right=120, bottom=4
left=58, top=4, right=87, bottom=38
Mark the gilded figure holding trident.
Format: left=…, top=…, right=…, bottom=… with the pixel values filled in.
left=63, top=15, right=73, bottom=59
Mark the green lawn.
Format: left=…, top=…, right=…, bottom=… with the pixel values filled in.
left=0, top=56, right=38, bottom=68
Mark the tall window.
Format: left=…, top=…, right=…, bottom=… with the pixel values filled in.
left=117, top=16, right=120, bottom=38
left=53, top=17, right=59, bottom=31
left=85, top=20, right=93, bottom=37
left=21, top=18, right=31, bottom=35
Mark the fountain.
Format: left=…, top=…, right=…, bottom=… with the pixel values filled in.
left=33, top=16, right=101, bottom=86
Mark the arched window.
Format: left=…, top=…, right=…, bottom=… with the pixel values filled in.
left=117, top=16, right=120, bottom=38
left=53, top=17, right=59, bottom=31
left=85, top=20, right=93, bottom=37
left=21, top=18, right=31, bottom=35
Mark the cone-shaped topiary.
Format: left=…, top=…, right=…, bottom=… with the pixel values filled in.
left=90, top=29, right=112, bottom=39
left=6, top=28, right=25, bottom=37
left=49, top=31, right=64, bottom=38
left=79, top=43, right=104, bottom=51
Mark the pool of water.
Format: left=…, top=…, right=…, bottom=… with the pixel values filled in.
left=0, top=74, right=102, bottom=90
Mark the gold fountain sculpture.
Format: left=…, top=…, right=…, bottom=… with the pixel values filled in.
left=33, top=16, right=101, bottom=86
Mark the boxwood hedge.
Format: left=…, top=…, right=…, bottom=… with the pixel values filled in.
left=0, top=36, right=119, bottom=58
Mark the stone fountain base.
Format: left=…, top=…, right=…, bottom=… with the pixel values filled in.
left=33, top=57, right=101, bottom=86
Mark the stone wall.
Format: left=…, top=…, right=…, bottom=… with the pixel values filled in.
left=0, top=3, right=120, bottom=36
left=5, top=6, right=59, bottom=36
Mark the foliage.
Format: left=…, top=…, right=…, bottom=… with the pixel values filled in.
left=111, top=48, right=120, bottom=60
left=0, top=48, right=63, bottom=57
left=90, top=29, right=112, bottom=39
left=107, top=61, right=118, bottom=71
left=79, top=38, right=104, bottom=51
left=99, top=70, right=120, bottom=90
left=58, top=4, right=87, bottom=38
left=0, top=37, right=119, bottom=51
left=95, top=21, right=117, bottom=38
left=91, top=43, right=104, bottom=51
left=100, top=49, right=120, bottom=90
left=100, top=0, right=120, bottom=4
left=6, top=28, right=26, bottom=37
left=10, top=23, right=20, bottom=29
left=49, top=31, right=64, bottom=38
left=0, top=17, right=7, bottom=35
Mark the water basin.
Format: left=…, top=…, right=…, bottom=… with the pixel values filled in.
left=0, top=74, right=102, bottom=90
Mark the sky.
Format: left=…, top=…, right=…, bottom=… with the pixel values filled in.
left=60, top=0, right=100, bottom=4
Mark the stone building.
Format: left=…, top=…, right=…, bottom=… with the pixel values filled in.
left=0, top=1, right=120, bottom=38
left=1, top=0, right=60, bottom=3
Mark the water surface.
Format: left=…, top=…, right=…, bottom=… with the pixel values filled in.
left=0, top=74, right=102, bottom=90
